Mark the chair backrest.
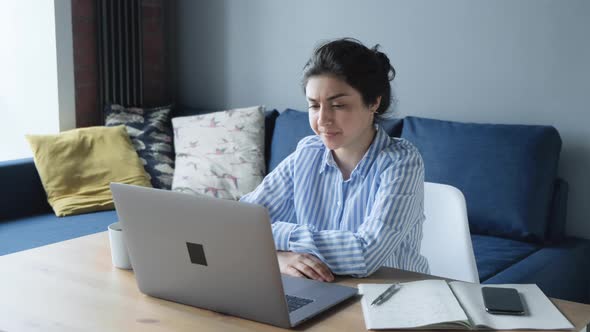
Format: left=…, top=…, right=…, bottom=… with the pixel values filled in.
left=420, top=182, right=480, bottom=283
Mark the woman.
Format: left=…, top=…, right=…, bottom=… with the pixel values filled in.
left=241, top=38, right=429, bottom=281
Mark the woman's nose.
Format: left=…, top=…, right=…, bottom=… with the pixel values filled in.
left=317, top=107, right=333, bottom=126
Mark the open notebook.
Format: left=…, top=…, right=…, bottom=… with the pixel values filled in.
left=359, top=280, right=574, bottom=330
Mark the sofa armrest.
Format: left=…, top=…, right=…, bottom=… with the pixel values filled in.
left=0, top=158, right=51, bottom=220
left=482, top=237, right=590, bottom=303
left=545, top=178, right=569, bottom=244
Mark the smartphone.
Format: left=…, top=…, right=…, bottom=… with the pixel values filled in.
left=481, top=287, right=525, bottom=315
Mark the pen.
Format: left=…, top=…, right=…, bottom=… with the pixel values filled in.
left=370, top=283, right=401, bottom=306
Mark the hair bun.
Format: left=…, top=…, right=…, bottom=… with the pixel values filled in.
left=371, top=44, right=395, bottom=81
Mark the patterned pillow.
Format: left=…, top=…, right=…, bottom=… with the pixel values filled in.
left=172, top=106, right=265, bottom=200
left=105, top=104, right=174, bottom=189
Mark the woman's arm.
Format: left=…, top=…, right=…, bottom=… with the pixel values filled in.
left=285, top=148, right=425, bottom=277
left=240, top=151, right=334, bottom=281
left=240, top=152, right=296, bottom=240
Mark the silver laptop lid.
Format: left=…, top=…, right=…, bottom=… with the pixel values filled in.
left=110, top=183, right=292, bottom=328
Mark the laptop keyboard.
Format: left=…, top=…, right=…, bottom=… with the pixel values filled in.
left=285, top=295, right=314, bottom=313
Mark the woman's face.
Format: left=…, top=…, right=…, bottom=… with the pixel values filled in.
left=306, top=75, right=379, bottom=154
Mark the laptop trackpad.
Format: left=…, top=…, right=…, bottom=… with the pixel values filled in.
left=281, top=274, right=358, bottom=325
left=281, top=274, right=358, bottom=326
left=282, top=274, right=326, bottom=298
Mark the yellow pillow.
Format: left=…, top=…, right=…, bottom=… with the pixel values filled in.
left=26, top=125, right=152, bottom=216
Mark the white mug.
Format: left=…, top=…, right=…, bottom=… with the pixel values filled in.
left=108, top=222, right=132, bottom=270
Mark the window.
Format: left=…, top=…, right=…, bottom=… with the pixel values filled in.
left=0, top=0, right=75, bottom=161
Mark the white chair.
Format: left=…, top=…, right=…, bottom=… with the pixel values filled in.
left=420, top=182, right=480, bottom=283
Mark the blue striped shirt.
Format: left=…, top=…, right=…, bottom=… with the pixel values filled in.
left=240, top=125, right=429, bottom=277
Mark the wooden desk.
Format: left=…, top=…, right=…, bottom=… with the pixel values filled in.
left=1, top=232, right=589, bottom=331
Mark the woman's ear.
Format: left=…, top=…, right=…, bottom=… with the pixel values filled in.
left=371, top=96, right=382, bottom=113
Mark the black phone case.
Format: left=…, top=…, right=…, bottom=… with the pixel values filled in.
left=481, top=287, right=525, bottom=315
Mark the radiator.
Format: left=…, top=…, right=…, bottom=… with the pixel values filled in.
left=97, top=0, right=143, bottom=109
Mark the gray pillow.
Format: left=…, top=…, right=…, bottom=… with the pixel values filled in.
left=105, top=104, right=174, bottom=189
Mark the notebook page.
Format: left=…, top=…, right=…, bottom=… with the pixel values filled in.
left=449, top=282, right=574, bottom=330
left=359, top=280, right=470, bottom=330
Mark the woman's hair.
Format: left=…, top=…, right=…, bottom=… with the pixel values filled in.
left=302, top=38, right=396, bottom=119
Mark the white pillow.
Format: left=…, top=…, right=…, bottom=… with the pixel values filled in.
left=171, top=106, right=265, bottom=200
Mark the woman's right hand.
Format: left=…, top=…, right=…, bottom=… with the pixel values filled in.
left=276, top=251, right=334, bottom=282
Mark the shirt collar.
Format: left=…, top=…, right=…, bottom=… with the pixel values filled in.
left=352, top=124, right=389, bottom=178
left=319, top=146, right=336, bottom=174
left=318, top=124, right=390, bottom=177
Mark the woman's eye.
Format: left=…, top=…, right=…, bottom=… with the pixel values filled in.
left=332, top=104, right=345, bottom=109
left=308, top=105, right=319, bottom=110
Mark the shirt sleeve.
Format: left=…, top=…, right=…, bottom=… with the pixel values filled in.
left=287, top=148, right=425, bottom=277
left=239, top=152, right=298, bottom=251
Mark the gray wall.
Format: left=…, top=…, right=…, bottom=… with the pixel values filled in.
left=174, top=0, right=590, bottom=239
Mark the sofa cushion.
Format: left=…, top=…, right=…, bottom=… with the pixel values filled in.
left=268, top=109, right=315, bottom=172
left=105, top=104, right=175, bottom=189
left=267, top=108, right=403, bottom=172
left=171, top=106, right=266, bottom=200
left=401, top=116, right=561, bottom=242
left=472, top=234, right=540, bottom=281
left=0, top=210, right=118, bottom=256
left=26, top=126, right=152, bottom=217
left=263, top=110, right=280, bottom=172
left=377, top=117, right=404, bottom=138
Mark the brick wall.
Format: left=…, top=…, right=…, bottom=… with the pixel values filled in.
left=142, top=0, right=169, bottom=107
left=71, top=0, right=169, bottom=127
left=72, top=0, right=100, bottom=127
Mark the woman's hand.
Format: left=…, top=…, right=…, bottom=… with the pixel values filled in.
left=276, top=251, right=334, bottom=282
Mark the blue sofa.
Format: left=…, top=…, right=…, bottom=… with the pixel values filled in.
left=1, top=108, right=589, bottom=304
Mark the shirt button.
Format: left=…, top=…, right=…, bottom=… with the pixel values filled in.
left=337, top=201, right=341, bottom=206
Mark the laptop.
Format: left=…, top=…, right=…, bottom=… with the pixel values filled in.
left=110, top=183, right=358, bottom=328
